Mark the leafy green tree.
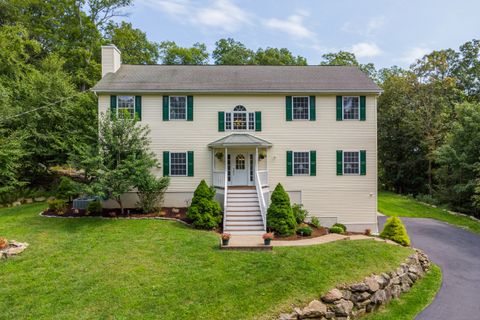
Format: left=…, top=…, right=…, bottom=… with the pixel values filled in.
left=0, top=131, right=28, bottom=198
left=136, top=173, right=170, bottom=213
left=267, top=183, right=296, bottom=236
left=84, top=111, right=158, bottom=214
left=253, top=47, right=307, bottom=66
left=436, top=102, right=480, bottom=216
left=187, top=180, right=222, bottom=229
left=105, top=21, right=160, bottom=64
left=320, top=51, right=377, bottom=81
left=213, top=38, right=254, bottom=65
left=159, top=41, right=209, bottom=65
left=56, top=176, right=83, bottom=201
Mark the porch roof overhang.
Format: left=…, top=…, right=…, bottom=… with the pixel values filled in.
left=208, top=133, right=272, bottom=148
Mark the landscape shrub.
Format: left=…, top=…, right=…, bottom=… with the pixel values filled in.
left=0, top=237, right=8, bottom=249
left=296, top=226, right=312, bottom=236
left=267, top=183, right=297, bottom=236
left=292, top=203, right=308, bottom=224
left=56, top=176, right=83, bottom=201
left=380, top=216, right=411, bottom=246
left=415, top=194, right=440, bottom=206
left=86, top=200, right=102, bottom=215
left=187, top=180, right=222, bottom=229
left=329, top=226, right=344, bottom=234
left=332, top=223, right=347, bottom=233
left=48, top=199, right=67, bottom=215
left=311, top=216, right=321, bottom=228
left=136, top=174, right=170, bottom=213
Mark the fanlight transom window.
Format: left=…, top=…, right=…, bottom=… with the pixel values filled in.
left=225, top=106, right=255, bottom=131
left=235, top=154, right=245, bottom=169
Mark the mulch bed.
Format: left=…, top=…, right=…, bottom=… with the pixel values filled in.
left=273, top=225, right=366, bottom=241
left=42, top=203, right=192, bottom=223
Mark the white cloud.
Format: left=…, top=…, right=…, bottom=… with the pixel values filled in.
left=263, top=12, right=315, bottom=39
left=351, top=42, right=382, bottom=58
left=141, top=0, right=250, bottom=32
left=342, top=16, right=385, bottom=36
left=399, top=47, right=431, bottom=64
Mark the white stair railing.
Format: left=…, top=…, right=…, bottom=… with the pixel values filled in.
left=255, top=170, right=267, bottom=230
left=223, top=167, right=228, bottom=229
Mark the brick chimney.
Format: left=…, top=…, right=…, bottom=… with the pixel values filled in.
left=101, top=45, right=121, bottom=77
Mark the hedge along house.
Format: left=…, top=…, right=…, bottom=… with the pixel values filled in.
left=92, top=45, right=382, bottom=235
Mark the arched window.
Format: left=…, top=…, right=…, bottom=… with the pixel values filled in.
left=225, top=106, right=255, bottom=131
left=235, top=154, right=245, bottom=169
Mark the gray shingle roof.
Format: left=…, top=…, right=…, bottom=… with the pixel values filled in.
left=208, top=133, right=272, bottom=148
left=92, top=65, right=381, bottom=93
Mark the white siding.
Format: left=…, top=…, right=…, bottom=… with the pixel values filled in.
left=98, top=94, right=378, bottom=231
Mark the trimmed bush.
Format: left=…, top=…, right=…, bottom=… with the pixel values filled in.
left=292, top=203, right=308, bottom=224
left=329, top=226, right=344, bottom=234
left=86, top=200, right=102, bottom=215
left=311, top=216, right=321, bottom=228
left=187, top=180, right=222, bottom=230
left=48, top=199, right=67, bottom=215
left=267, top=183, right=297, bottom=236
left=136, top=174, right=170, bottom=213
left=296, top=226, right=312, bottom=236
left=333, top=223, right=347, bottom=233
left=380, top=216, right=411, bottom=246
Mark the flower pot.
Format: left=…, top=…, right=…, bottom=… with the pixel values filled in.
left=222, top=239, right=229, bottom=246
left=264, top=239, right=271, bottom=246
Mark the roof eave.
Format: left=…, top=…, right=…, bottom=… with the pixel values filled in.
left=91, top=88, right=383, bottom=94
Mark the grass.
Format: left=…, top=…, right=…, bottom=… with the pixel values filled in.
left=364, top=264, right=442, bottom=320
left=379, top=191, right=480, bottom=234
left=0, top=203, right=414, bottom=320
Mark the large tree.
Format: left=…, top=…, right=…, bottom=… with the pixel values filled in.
left=320, top=51, right=377, bottom=82
left=159, top=41, right=209, bottom=65
left=213, top=38, right=254, bottom=65
left=253, top=47, right=307, bottom=66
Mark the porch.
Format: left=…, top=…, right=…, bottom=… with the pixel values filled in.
left=208, top=133, right=271, bottom=235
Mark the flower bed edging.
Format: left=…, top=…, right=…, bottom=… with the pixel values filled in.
left=278, top=249, right=431, bottom=320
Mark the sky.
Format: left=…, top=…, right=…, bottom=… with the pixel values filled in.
left=119, top=0, right=480, bottom=68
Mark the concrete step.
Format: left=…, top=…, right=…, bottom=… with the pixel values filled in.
left=224, top=225, right=264, bottom=231
left=228, top=189, right=257, bottom=194
left=227, top=230, right=265, bottom=236
left=228, top=197, right=258, bottom=202
left=227, top=211, right=261, bottom=216
left=226, top=216, right=262, bottom=221
left=225, top=221, right=264, bottom=226
left=227, top=202, right=259, bottom=207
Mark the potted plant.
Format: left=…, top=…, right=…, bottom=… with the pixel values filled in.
left=263, top=232, right=274, bottom=245
left=259, top=151, right=267, bottom=160
left=215, top=152, right=223, bottom=161
left=221, top=233, right=231, bottom=246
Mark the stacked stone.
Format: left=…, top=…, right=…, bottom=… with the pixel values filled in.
left=279, top=249, right=431, bottom=320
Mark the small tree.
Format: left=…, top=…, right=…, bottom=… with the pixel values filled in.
left=56, top=176, right=83, bottom=201
left=136, top=173, right=170, bottom=213
left=267, top=183, right=297, bottom=236
left=187, top=180, right=222, bottom=229
left=380, top=216, right=411, bottom=246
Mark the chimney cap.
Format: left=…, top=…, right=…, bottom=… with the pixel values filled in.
left=101, top=44, right=121, bottom=54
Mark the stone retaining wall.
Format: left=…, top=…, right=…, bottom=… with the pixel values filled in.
left=279, top=249, right=431, bottom=320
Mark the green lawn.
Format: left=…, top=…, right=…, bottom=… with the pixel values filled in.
left=364, top=264, right=442, bottom=320
left=379, top=191, right=480, bottom=234
left=0, top=203, right=415, bottom=320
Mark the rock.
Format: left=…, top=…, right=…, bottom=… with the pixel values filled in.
left=351, top=291, right=370, bottom=303
left=371, top=290, right=387, bottom=305
left=408, top=265, right=420, bottom=275
left=341, top=290, right=351, bottom=301
left=357, top=299, right=372, bottom=308
left=279, top=312, right=298, bottom=320
left=322, top=288, right=343, bottom=303
left=12, top=201, right=21, bottom=207
left=47, top=196, right=55, bottom=201
left=333, top=299, right=353, bottom=316
left=401, top=282, right=411, bottom=293
left=408, top=272, right=418, bottom=282
left=25, top=198, right=33, bottom=204
left=352, top=308, right=366, bottom=318
left=391, top=276, right=400, bottom=285
left=391, top=285, right=401, bottom=299
left=324, top=311, right=335, bottom=319
left=366, top=302, right=376, bottom=313
left=400, top=273, right=413, bottom=286
left=172, top=207, right=180, bottom=214
left=350, top=282, right=369, bottom=292
left=365, top=276, right=380, bottom=292
left=34, top=196, right=46, bottom=202
left=375, top=275, right=389, bottom=289
left=300, top=300, right=327, bottom=318
left=381, top=272, right=391, bottom=281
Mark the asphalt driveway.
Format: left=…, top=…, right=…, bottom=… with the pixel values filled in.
left=378, top=216, right=480, bottom=320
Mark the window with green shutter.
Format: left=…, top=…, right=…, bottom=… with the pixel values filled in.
left=255, top=111, right=262, bottom=131
left=309, top=96, right=316, bottom=121
left=135, top=96, right=142, bottom=120
left=310, top=150, right=316, bottom=176
left=336, top=150, right=343, bottom=175
left=110, top=95, right=117, bottom=117
left=286, top=96, right=292, bottom=121
left=187, top=151, right=194, bottom=176
left=360, top=96, right=366, bottom=121
left=163, top=151, right=170, bottom=176
left=218, top=111, right=225, bottom=132
left=286, top=151, right=293, bottom=176
left=162, top=96, right=169, bottom=121
left=360, top=150, right=366, bottom=175
left=336, top=96, right=343, bottom=121
left=187, top=96, right=193, bottom=121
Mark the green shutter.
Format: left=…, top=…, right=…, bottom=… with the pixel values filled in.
left=162, top=96, right=169, bottom=121
left=336, top=150, right=343, bottom=175
left=163, top=151, right=170, bottom=177
left=187, top=151, right=194, bottom=176
left=310, top=150, right=316, bottom=176
left=187, top=96, right=193, bottom=121
left=360, top=150, right=366, bottom=175
left=309, top=96, right=316, bottom=121
left=135, top=96, right=142, bottom=121
left=110, top=95, right=117, bottom=118
left=255, top=111, right=262, bottom=131
left=286, top=151, right=293, bottom=176
left=360, top=96, right=366, bottom=121
left=218, top=111, right=225, bottom=132
left=286, top=96, right=292, bottom=121
left=336, top=96, right=343, bottom=121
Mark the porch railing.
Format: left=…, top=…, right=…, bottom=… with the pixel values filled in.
left=257, top=170, right=268, bottom=187
left=255, top=170, right=267, bottom=230
left=213, top=171, right=225, bottom=188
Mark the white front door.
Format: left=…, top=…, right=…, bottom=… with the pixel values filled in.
left=231, top=153, right=249, bottom=186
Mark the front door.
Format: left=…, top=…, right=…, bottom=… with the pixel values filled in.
left=231, top=153, right=249, bottom=186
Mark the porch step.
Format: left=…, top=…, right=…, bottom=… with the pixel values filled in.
left=226, top=211, right=261, bottom=216
left=224, top=225, right=264, bottom=231
left=226, top=215, right=263, bottom=221
left=228, top=189, right=257, bottom=194
left=226, top=221, right=263, bottom=227
left=227, top=203, right=259, bottom=208
left=227, top=230, right=265, bottom=236
left=228, top=197, right=258, bottom=202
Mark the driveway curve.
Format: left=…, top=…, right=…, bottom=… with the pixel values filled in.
left=378, top=216, right=480, bottom=320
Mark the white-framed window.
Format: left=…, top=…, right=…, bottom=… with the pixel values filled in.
left=343, top=96, right=360, bottom=120
left=293, top=151, right=310, bottom=175
left=169, top=96, right=187, bottom=120
left=225, top=105, right=255, bottom=131
left=343, top=151, right=360, bottom=175
left=170, top=152, right=187, bottom=176
left=292, top=96, right=310, bottom=120
left=117, top=96, right=135, bottom=118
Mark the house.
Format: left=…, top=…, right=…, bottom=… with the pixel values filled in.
left=92, top=45, right=382, bottom=235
